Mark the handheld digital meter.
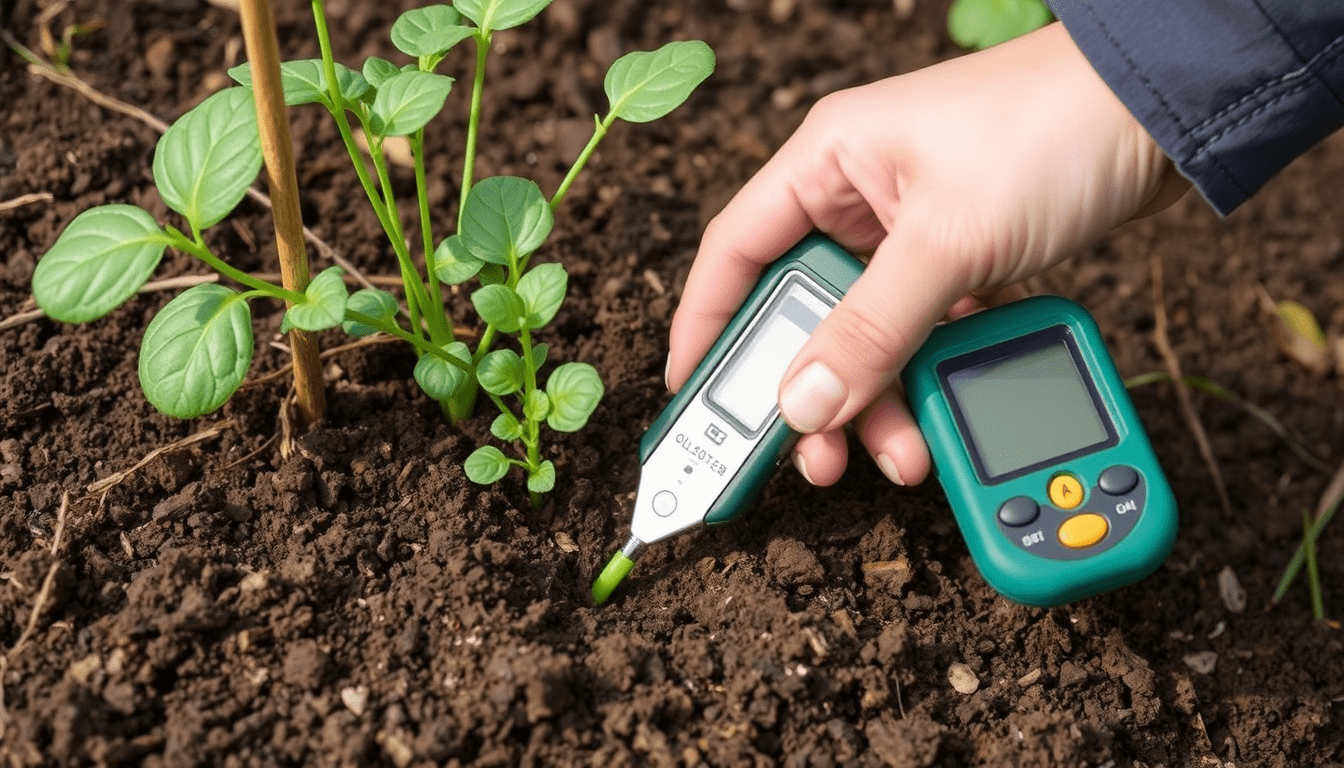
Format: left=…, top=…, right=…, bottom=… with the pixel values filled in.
left=902, top=295, right=1177, bottom=606
left=591, top=235, right=1177, bottom=607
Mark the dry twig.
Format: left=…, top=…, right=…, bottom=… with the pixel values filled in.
left=1149, top=254, right=1233, bottom=517
left=85, top=420, right=233, bottom=498
left=0, top=492, right=72, bottom=725
left=0, top=192, right=53, bottom=213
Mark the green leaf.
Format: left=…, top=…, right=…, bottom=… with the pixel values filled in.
left=545, top=362, right=603, bottom=432
left=433, top=234, right=485, bottom=285
left=523, top=389, right=550, bottom=422
left=413, top=341, right=471, bottom=400
left=227, top=59, right=369, bottom=106
left=516, top=262, right=567, bottom=329
left=153, top=87, right=263, bottom=230
left=138, top=283, right=253, bottom=419
left=391, top=5, right=475, bottom=57
left=342, top=288, right=399, bottom=337
left=527, top=460, right=556, bottom=493
left=465, top=445, right=511, bottom=484
left=532, top=342, right=548, bottom=370
left=947, top=0, right=1052, bottom=50
left=362, top=56, right=402, bottom=89
left=284, top=266, right=348, bottom=332
left=460, top=176, right=553, bottom=265
left=605, top=40, right=715, bottom=124
left=454, top=0, right=551, bottom=32
left=491, top=412, right=523, bottom=441
left=369, top=71, right=454, bottom=136
left=477, top=349, right=525, bottom=395
left=471, top=284, right=527, bottom=332
left=478, top=264, right=506, bottom=286
left=33, top=205, right=169, bottom=324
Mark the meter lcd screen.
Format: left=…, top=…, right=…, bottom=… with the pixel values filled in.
left=941, top=326, right=1117, bottom=483
left=707, top=276, right=833, bottom=436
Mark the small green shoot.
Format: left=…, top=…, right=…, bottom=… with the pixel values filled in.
left=1129, top=371, right=1339, bottom=621
left=31, top=0, right=715, bottom=505
left=1302, top=509, right=1325, bottom=620
left=947, top=0, right=1052, bottom=50
left=1271, top=463, right=1343, bottom=618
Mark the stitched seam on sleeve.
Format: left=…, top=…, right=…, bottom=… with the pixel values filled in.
left=1194, top=40, right=1344, bottom=157
left=1190, top=33, right=1344, bottom=135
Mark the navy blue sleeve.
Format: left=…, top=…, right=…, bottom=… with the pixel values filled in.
left=1046, top=1, right=1344, bottom=214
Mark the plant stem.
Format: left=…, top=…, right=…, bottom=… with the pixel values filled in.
left=240, top=0, right=326, bottom=428
left=312, top=0, right=432, bottom=343
left=411, top=129, right=449, bottom=342
left=171, top=229, right=306, bottom=304
left=550, top=112, right=615, bottom=212
left=458, top=31, right=490, bottom=231
left=343, top=310, right=471, bottom=373
left=519, top=325, right=543, bottom=503
left=366, top=136, right=435, bottom=341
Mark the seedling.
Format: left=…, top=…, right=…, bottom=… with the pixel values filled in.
left=31, top=0, right=715, bottom=505
left=947, top=0, right=1052, bottom=50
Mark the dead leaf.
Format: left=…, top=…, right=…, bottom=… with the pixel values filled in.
left=1267, top=294, right=1331, bottom=373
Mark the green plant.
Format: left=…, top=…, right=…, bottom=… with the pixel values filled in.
left=31, top=0, right=715, bottom=505
left=947, top=0, right=1052, bottom=50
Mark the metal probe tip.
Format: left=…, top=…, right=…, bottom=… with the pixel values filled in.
left=591, top=537, right=642, bottom=606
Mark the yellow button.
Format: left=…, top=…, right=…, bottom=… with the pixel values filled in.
left=1048, top=473, right=1085, bottom=509
left=1058, top=513, right=1109, bottom=549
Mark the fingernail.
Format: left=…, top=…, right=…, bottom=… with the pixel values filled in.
left=664, top=357, right=672, bottom=391
left=792, top=452, right=815, bottom=485
left=876, top=453, right=905, bottom=486
left=779, top=361, right=847, bottom=432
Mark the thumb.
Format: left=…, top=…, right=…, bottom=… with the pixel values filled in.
left=777, top=231, right=970, bottom=434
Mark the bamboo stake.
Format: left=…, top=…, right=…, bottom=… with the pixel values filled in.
left=238, top=0, right=326, bottom=429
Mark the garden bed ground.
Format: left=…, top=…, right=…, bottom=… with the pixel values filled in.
left=2, top=0, right=1343, bottom=766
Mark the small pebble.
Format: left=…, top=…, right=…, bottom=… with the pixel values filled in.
left=341, top=685, right=369, bottom=716
left=1183, top=651, right=1218, bottom=674
left=1218, top=566, right=1247, bottom=613
left=947, top=662, right=979, bottom=694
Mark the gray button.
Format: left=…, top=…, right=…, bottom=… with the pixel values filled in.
left=1098, top=465, right=1139, bottom=496
left=653, top=490, right=677, bottom=517
left=998, top=496, right=1040, bottom=527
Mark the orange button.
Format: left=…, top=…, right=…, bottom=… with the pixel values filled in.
left=1048, top=473, right=1085, bottom=509
left=1058, top=513, right=1109, bottom=549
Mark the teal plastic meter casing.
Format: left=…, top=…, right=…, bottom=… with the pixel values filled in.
left=903, top=296, right=1177, bottom=606
left=636, top=235, right=863, bottom=532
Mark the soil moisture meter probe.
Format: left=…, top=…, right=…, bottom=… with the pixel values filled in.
left=591, top=235, right=1177, bottom=607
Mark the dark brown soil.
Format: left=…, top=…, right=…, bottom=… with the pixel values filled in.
left=3, top=1, right=1343, bottom=766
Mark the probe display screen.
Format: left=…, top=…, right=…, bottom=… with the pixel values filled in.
left=707, top=277, right=832, bottom=436
left=942, top=327, right=1116, bottom=482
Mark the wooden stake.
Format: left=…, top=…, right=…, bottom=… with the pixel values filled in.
left=238, top=0, right=327, bottom=429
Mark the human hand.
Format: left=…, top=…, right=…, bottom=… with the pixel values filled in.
left=666, top=22, right=1189, bottom=488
